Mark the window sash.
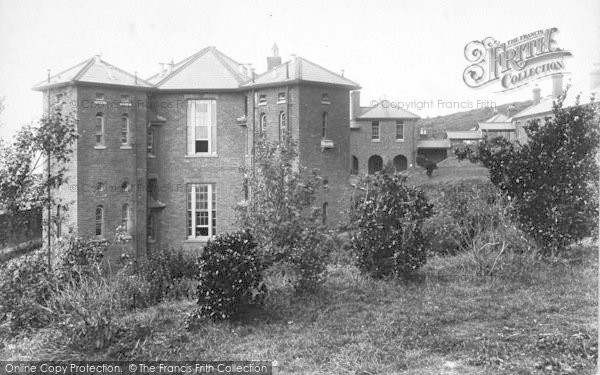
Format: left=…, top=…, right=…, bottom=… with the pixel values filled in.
left=95, top=207, right=103, bottom=236
left=322, top=112, right=328, bottom=139
left=372, top=121, right=380, bottom=140
left=147, top=128, right=154, bottom=153
left=187, top=184, right=216, bottom=240
left=187, top=100, right=216, bottom=155
left=121, top=116, right=129, bottom=145
left=95, top=116, right=104, bottom=145
left=396, top=121, right=404, bottom=140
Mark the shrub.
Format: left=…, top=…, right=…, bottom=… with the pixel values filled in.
left=54, top=234, right=107, bottom=283
left=140, top=247, right=198, bottom=303
left=0, top=251, right=55, bottom=332
left=351, top=173, right=433, bottom=278
left=195, top=231, right=267, bottom=321
left=236, top=138, right=330, bottom=291
left=417, top=154, right=438, bottom=177
left=455, top=95, right=599, bottom=254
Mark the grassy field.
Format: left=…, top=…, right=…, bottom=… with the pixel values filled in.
left=2, top=244, right=597, bottom=374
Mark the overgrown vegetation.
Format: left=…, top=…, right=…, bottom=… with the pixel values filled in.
left=455, top=95, right=599, bottom=254
left=351, top=173, right=433, bottom=278
left=236, top=137, right=330, bottom=291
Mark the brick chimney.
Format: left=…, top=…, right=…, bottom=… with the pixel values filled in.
left=349, top=91, right=361, bottom=120
left=552, top=73, right=563, bottom=98
left=532, top=85, right=541, bottom=104
left=267, top=43, right=282, bottom=71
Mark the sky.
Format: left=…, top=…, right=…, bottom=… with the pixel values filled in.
left=0, top=0, right=598, bottom=140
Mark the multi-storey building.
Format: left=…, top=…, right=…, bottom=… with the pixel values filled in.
left=33, top=46, right=362, bottom=255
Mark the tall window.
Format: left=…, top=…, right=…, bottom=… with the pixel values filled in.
left=260, top=113, right=267, bottom=136
left=187, top=184, right=216, bottom=240
left=147, top=214, right=156, bottom=242
left=279, top=111, right=286, bottom=141
left=322, top=112, right=328, bottom=139
left=147, top=127, right=155, bottom=155
left=121, top=203, right=130, bottom=234
left=95, top=112, right=104, bottom=146
left=121, top=114, right=129, bottom=146
left=322, top=202, right=328, bottom=225
left=187, top=100, right=216, bottom=155
left=395, top=120, right=404, bottom=140
left=95, top=206, right=104, bottom=237
left=371, top=121, right=380, bottom=141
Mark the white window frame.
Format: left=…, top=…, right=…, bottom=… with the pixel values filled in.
left=147, top=127, right=155, bottom=156
left=277, top=92, right=286, bottom=104
left=121, top=203, right=131, bottom=234
left=187, top=100, right=217, bottom=156
left=260, top=113, right=267, bottom=136
left=95, top=113, right=105, bottom=147
left=120, top=114, right=130, bottom=147
left=187, top=183, right=216, bottom=241
left=372, top=121, right=380, bottom=141
left=258, top=94, right=267, bottom=106
left=395, top=120, right=404, bottom=141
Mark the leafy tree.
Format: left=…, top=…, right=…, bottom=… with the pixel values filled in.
left=455, top=95, right=599, bottom=255
left=351, top=173, right=433, bottom=278
left=235, top=137, right=329, bottom=291
left=0, top=105, right=78, bottom=267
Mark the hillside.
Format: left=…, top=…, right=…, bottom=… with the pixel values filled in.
left=418, top=100, right=532, bottom=138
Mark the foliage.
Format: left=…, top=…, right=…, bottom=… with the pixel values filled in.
left=194, top=231, right=267, bottom=321
left=54, top=234, right=107, bottom=283
left=455, top=95, right=600, bottom=254
left=350, top=173, right=433, bottom=278
left=416, top=154, right=438, bottom=177
left=139, top=247, right=198, bottom=303
left=236, top=137, right=330, bottom=290
left=0, top=252, right=55, bottom=332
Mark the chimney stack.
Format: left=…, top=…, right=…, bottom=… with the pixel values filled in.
left=267, top=43, right=282, bottom=71
left=532, top=85, right=541, bottom=104
left=552, top=73, right=563, bottom=98
left=349, top=91, right=361, bottom=120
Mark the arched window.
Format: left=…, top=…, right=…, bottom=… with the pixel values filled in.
left=322, top=202, right=328, bottom=225
left=368, top=155, right=383, bottom=174
left=95, top=206, right=104, bottom=237
left=279, top=111, right=286, bottom=142
left=95, top=112, right=104, bottom=146
left=121, top=114, right=129, bottom=146
left=351, top=155, right=359, bottom=175
left=260, top=113, right=267, bottom=136
left=322, top=112, right=328, bottom=139
left=393, top=155, right=408, bottom=172
left=121, top=204, right=130, bottom=234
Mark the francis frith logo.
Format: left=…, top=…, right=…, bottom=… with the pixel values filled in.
left=463, top=27, right=572, bottom=91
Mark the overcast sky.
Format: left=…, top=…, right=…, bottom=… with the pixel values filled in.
left=0, top=0, right=598, bottom=140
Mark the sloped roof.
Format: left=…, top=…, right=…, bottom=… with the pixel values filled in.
left=417, top=139, right=451, bottom=149
left=446, top=130, right=482, bottom=140
left=484, top=112, right=511, bottom=122
left=511, top=96, right=554, bottom=120
left=358, top=103, right=420, bottom=120
left=244, top=56, right=360, bottom=89
left=150, top=47, right=249, bottom=90
left=478, top=122, right=516, bottom=131
left=33, top=56, right=153, bottom=90
left=512, top=83, right=600, bottom=120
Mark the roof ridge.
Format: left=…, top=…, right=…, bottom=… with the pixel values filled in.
left=91, top=58, right=153, bottom=87
left=32, top=58, right=91, bottom=88
left=154, top=47, right=212, bottom=87
left=71, top=57, right=97, bottom=81
left=210, top=47, right=248, bottom=84
left=297, top=56, right=360, bottom=87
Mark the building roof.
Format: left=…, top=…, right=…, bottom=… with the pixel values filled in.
left=417, top=139, right=451, bottom=149
left=150, top=46, right=250, bottom=90
left=358, top=103, right=420, bottom=120
left=477, top=122, right=516, bottom=131
left=484, top=112, right=511, bottom=122
left=446, top=130, right=482, bottom=140
left=32, top=56, right=153, bottom=91
left=243, top=56, right=360, bottom=89
left=511, top=96, right=555, bottom=120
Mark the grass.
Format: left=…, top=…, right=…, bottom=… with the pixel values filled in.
left=405, top=156, right=489, bottom=187
left=2, top=244, right=597, bottom=375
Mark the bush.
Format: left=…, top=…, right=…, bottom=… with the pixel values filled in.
left=195, top=231, right=267, bottom=321
left=140, top=247, right=198, bottom=303
left=236, top=138, right=330, bottom=291
left=54, top=235, right=107, bottom=283
left=351, top=173, right=433, bottom=278
left=455, top=95, right=599, bottom=254
left=0, top=252, right=55, bottom=332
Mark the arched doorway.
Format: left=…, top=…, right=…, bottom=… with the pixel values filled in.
left=351, top=155, right=359, bottom=175
left=368, top=155, right=383, bottom=174
left=393, top=155, right=408, bottom=172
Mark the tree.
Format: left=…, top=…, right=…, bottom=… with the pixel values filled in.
left=455, top=94, right=599, bottom=254
left=235, top=137, right=329, bottom=290
left=0, top=105, right=78, bottom=267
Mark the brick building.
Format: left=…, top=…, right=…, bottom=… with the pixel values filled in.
left=33, top=46, right=361, bottom=253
